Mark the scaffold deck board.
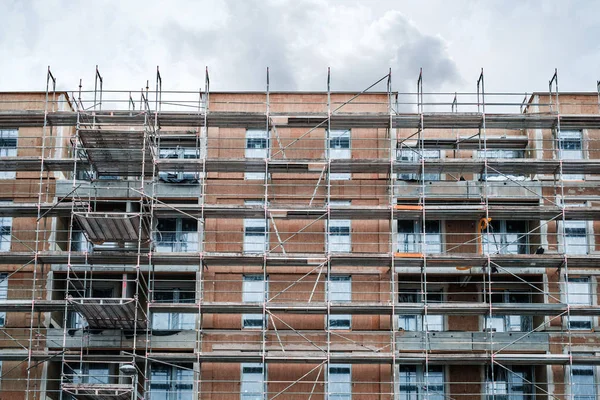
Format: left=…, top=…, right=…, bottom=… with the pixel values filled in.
left=3, top=110, right=600, bottom=130
left=74, top=212, right=150, bottom=243
left=68, top=298, right=147, bottom=330
left=0, top=251, right=596, bottom=268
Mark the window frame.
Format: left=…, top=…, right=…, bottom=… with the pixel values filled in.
left=241, top=363, right=266, bottom=400
left=397, top=220, right=442, bottom=254
left=0, top=273, right=7, bottom=327
left=477, top=149, right=526, bottom=181
left=484, top=365, right=534, bottom=400
left=0, top=129, right=17, bottom=180
left=557, top=129, right=584, bottom=180
left=155, top=217, right=199, bottom=253
left=483, top=289, right=533, bottom=332
left=245, top=129, right=269, bottom=181
left=242, top=275, right=268, bottom=329
left=397, top=286, right=445, bottom=332
left=396, top=148, right=442, bottom=182
left=328, top=129, right=351, bottom=181
left=397, top=365, right=445, bottom=400
left=328, top=364, right=351, bottom=400
left=328, top=275, right=352, bottom=330
left=570, top=362, right=597, bottom=400
left=482, top=220, right=529, bottom=255
left=244, top=201, right=268, bottom=254
left=158, top=146, right=201, bottom=183
left=152, top=283, right=196, bottom=330
left=149, top=363, right=194, bottom=400
left=566, top=276, right=594, bottom=330
left=327, top=201, right=351, bottom=253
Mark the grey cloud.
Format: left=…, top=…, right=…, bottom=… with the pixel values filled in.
left=159, top=1, right=462, bottom=92
left=1, top=0, right=461, bottom=94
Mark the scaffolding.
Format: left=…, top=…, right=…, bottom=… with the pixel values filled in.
left=0, top=66, right=599, bottom=399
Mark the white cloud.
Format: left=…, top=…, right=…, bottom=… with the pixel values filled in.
left=0, top=0, right=597, bottom=99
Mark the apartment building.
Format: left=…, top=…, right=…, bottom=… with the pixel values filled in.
left=0, top=69, right=599, bottom=400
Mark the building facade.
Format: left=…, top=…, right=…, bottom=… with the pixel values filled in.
left=0, top=70, right=599, bottom=399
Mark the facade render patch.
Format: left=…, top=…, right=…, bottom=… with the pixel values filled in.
left=0, top=68, right=599, bottom=399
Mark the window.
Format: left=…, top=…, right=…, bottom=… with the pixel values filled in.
left=397, top=365, right=444, bottom=400
left=485, top=290, right=532, bottom=332
left=149, top=364, right=193, bottom=400
left=477, top=149, right=525, bottom=181
left=482, top=220, right=528, bottom=255
left=155, top=218, right=199, bottom=253
left=65, top=363, right=111, bottom=384
left=485, top=365, right=533, bottom=400
left=563, top=221, right=588, bottom=255
left=398, top=289, right=443, bottom=331
left=397, top=148, right=440, bottom=181
left=244, top=201, right=267, bottom=253
left=328, top=364, right=351, bottom=400
left=243, top=275, right=267, bottom=329
left=328, top=219, right=351, bottom=253
left=245, top=129, right=268, bottom=180
left=572, top=364, right=596, bottom=400
left=0, top=129, right=17, bottom=179
left=328, top=201, right=350, bottom=253
left=397, top=220, right=441, bottom=254
left=0, top=213, right=11, bottom=252
left=158, top=147, right=200, bottom=183
left=558, top=130, right=584, bottom=180
left=241, top=363, right=265, bottom=400
left=567, top=277, right=592, bottom=330
left=0, top=274, right=7, bottom=327
left=328, top=129, right=351, bottom=180
left=328, top=276, right=351, bottom=329
left=152, top=285, right=195, bottom=330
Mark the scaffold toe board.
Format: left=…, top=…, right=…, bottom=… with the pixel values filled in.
left=61, top=383, right=134, bottom=400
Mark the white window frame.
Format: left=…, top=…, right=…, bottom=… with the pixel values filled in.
left=327, top=201, right=351, bottom=253
left=477, top=149, right=526, bottom=181
left=566, top=276, right=593, bottom=330
left=328, top=276, right=351, bottom=330
left=482, top=220, right=528, bottom=255
left=398, top=288, right=444, bottom=332
left=484, top=365, right=534, bottom=400
left=152, top=284, right=196, bottom=330
left=570, top=362, right=597, bottom=400
left=241, top=363, right=265, bottom=400
left=158, top=146, right=200, bottom=183
left=245, top=129, right=269, bottom=180
left=397, top=365, right=445, bottom=400
left=155, top=217, right=199, bottom=253
left=0, top=273, right=7, bottom=327
left=66, top=363, right=112, bottom=384
left=0, top=129, right=17, bottom=180
left=243, top=275, right=267, bottom=329
left=328, top=364, right=351, bottom=400
left=328, top=129, right=351, bottom=181
left=244, top=201, right=268, bottom=254
left=396, top=148, right=441, bottom=181
left=0, top=203, right=12, bottom=252
left=397, top=220, right=442, bottom=254
left=150, top=363, right=194, bottom=400
left=484, top=289, right=532, bottom=332
left=558, top=130, right=584, bottom=180
left=560, top=220, right=589, bottom=255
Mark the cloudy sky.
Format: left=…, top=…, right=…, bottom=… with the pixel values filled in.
left=1, top=0, right=599, bottom=99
